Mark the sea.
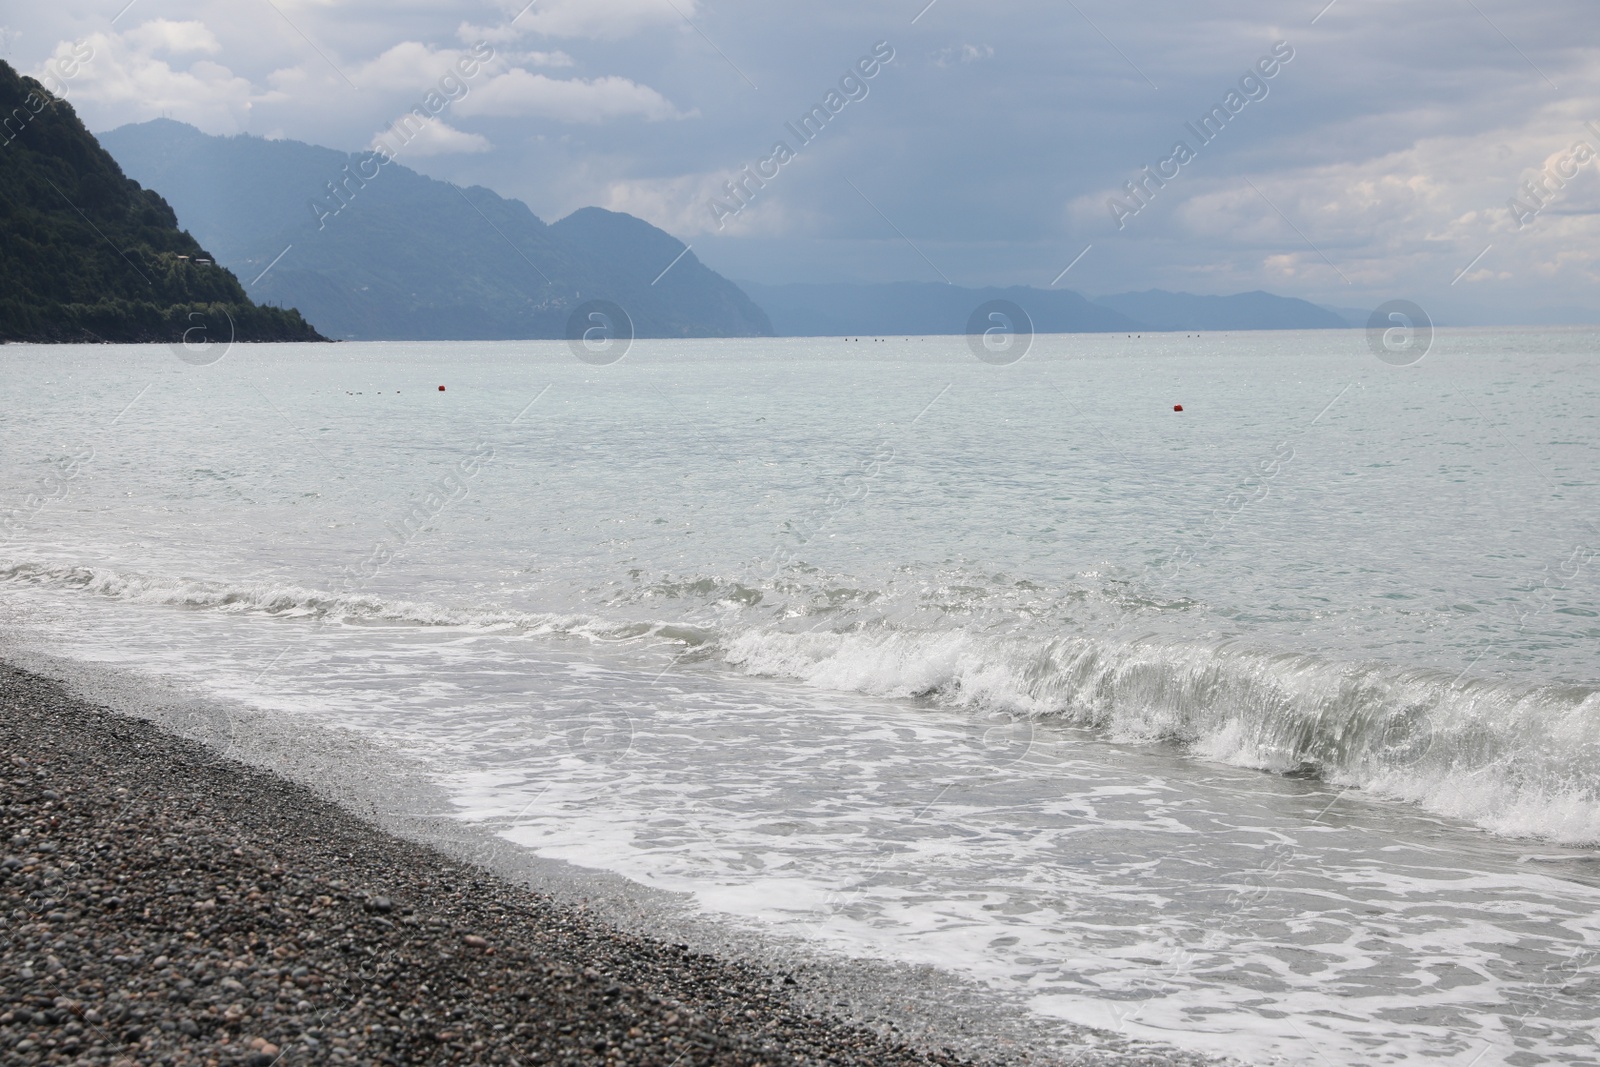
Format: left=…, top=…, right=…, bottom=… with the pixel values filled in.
left=2, top=329, right=1598, bottom=1066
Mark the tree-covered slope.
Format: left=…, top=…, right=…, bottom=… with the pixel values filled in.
left=0, top=61, right=323, bottom=343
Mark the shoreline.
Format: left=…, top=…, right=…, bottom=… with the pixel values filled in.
left=2, top=662, right=1004, bottom=1067
left=0, top=662, right=1219, bottom=1067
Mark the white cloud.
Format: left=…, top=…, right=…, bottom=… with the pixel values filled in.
left=354, top=41, right=461, bottom=91
left=510, top=50, right=576, bottom=68
left=601, top=171, right=806, bottom=236
left=352, top=41, right=501, bottom=92
left=457, top=20, right=527, bottom=46
left=455, top=69, right=688, bottom=122
left=122, top=20, right=222, bottom=56
left=1062, top=92, right=1600, bottom=298
left=36, top=31, right=254, bottom=132
left=931, top=44, right=994, bottom=68
left=374, top=118, right=492, bottom=157
left=468, top=0, right=698, bottom=41
left=1211, top=123, right=1600, bottom=290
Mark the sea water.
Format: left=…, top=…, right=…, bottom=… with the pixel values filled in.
left=1, top=331, right=1597, bottom=1064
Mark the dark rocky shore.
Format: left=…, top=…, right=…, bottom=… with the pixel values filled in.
left=0, top=664, right=999, bottom=1067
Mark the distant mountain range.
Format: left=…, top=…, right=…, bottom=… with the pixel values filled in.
left=739, top=282, right=1137, bottom=336
left=1098, top=289, right=1350, bottom=331
left=742, top=282, right=1351, bottom=336
left=0, top=61, right=320, bottom=344
left=99, top=119, right=771, bottom=341
left=53, top=116, right=1362, bottom=344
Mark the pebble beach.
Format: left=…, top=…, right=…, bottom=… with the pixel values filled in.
left=0, top=664, right=1018, bottom=1067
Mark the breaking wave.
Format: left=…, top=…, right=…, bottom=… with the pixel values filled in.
left=724, top=626, right=1600, bottom=845
left=4, top=555, right=1597, bottom=845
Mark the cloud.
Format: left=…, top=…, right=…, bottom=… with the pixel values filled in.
left=122, top=20, right=222, bottom=56
left=1065, top=100, right=1600, bottom=296
left=444, top=42, right=576, bottom=69
left=931, top=44, right=994, bottom=68
left=508, top=50, right=576, bottom=69
left=353, top=41, right=491, bottom=92
left=454, top=69, right=689, bottom=122
left=600, top=171, right=806, bottom=236
left=456, top=20, right=529, bottom=46
left=372, top=118, right=492, bottom=157
left=36, top=30, right=254, bottom=132
left=472, top=0, right=699, bottom=41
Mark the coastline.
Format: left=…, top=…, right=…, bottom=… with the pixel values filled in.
left=1, top=662, right=998, bottom=1067
left=0, top=662, right=1225, bottom=1067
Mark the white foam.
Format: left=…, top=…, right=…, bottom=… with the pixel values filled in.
left=11, top=551, right=1599, bottom=847
left=724, top=625, right=1600, bottom=846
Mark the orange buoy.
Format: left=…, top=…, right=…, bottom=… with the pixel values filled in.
left=1173, top=404, right=1183, bottom=411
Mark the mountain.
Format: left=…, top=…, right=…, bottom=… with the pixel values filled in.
left=550, top=208, right=772, bottom=340
left=0, top=62, right=321, bottom=344
left=83, top=119, right=1350, bottom=343
left=740, top=282, right=1352, bottom=337
left=739, top=282, right=1139, bottom=336
left=1095, top=289, right=1349, bottom=331
left=98, top=119, right=771, bottom=341
left=1318, top=304, right=1377, bottom=327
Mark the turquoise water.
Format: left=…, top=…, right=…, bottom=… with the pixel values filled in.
left=2, top=331, right=1598, bottom=1064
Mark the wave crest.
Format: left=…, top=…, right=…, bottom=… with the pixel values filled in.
left=725, top=625, right=1600, bottom=845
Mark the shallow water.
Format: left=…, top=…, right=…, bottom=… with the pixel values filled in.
left=2, top=333, right=1598, bottom=1064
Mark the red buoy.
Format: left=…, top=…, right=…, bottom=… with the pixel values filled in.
left=438, top=385, right=446, bottom=392
left=1173, top=404, right=1183, bottom=411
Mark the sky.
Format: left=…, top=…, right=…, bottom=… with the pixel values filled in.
left=5, top=0, right=1599, bottom=324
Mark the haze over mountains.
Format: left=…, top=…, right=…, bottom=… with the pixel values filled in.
left=72, top=117, right=1358, bottom=343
